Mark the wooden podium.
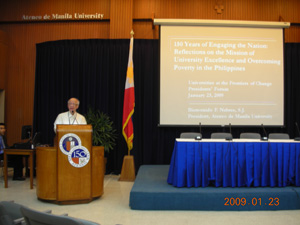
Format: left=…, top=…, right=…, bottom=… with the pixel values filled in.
left=36, top=125, right=104, bottom=204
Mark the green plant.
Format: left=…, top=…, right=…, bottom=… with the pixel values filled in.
left=85, top=107, right=117, bottom=153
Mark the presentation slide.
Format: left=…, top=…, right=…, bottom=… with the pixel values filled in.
left=160, top=25, right=284, bottom=126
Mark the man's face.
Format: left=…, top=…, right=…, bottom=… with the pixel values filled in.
left=0, top=125, right=6, bottom=136
left=68, top=98, right=79, bottom=113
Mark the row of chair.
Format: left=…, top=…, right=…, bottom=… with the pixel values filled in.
left=180, top=132, right=290, bottom=139
left=0, top=201, right=100, bottom=225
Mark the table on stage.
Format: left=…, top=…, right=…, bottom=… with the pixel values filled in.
left=168, top=139, right=300, bottom=188
left=3, top=148, right=35, bottom=189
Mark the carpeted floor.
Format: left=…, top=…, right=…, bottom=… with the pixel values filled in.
left=130, top=165, right=300, bottom=210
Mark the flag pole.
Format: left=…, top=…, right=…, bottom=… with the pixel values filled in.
left=130, top=29, right=134, bottom=38
left=120, top=30, right=136, bottom=181
left=128, top=29, right=134, bottom=156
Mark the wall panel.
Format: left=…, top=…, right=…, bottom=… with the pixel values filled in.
left=0, top=0, right=299, bottom=144
left=132, top=0, right=299, bottom=42
left=110, top=0, right=133, bottom=38
left=279, top=0, right=300, bottom=23
left=285, top=26, right=300, bottom=44
left=132, top=0, right=288, bottom=21
left=0, top=22, right=109, bottom=144
left=0, top=30, right=8, bottom=90
left=0, top=0, right=110, bottom=22
left=133, top=21, right=159, bottom=39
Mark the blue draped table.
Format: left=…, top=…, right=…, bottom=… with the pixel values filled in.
left=167, top=139, right=300, bottom=187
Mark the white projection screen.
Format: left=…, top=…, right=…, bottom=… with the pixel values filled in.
left=157, top=20, right=290, bottom=126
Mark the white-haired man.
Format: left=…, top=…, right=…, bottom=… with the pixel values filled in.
left=54, top=98, right=87, bottom=132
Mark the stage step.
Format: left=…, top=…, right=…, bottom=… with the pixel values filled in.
left=129, top=165, right=300, bottom=210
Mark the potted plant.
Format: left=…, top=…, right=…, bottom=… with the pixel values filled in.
left=85, top=107, right=117, bottom=153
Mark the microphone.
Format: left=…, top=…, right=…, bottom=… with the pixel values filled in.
left=69, top=110, right=77, bottom=124
left=195, top=122, right=202, bottom=140
left=199, top=122, right=202, bottom=134
left=27, top=130, right=32, bottom=143
left=261, top=124, right=268, bottom=141
left=226, top=123, right=233, bottom=141
left=294, top=122, right=300, bottom=141
left=74, top=112, right=78, bottom=124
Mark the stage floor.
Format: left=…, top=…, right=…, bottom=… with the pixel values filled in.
left=129, top=165, right=300, bottom=211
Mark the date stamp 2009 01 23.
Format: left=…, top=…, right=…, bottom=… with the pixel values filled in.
left=224, top=197, right=279, bottom=207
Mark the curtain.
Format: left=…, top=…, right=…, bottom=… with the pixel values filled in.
left=33, top=40, right=300, bottom=173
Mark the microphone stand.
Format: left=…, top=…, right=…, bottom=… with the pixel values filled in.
left=195, top=122, right=202, bottom=140
left=294, top=122, right=300, bottom=141
left=261, top=124, right=268, bottom=141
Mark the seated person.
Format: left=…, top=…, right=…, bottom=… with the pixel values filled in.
left=0, top=123, right=24, bottom=180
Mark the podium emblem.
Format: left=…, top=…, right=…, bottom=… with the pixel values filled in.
left=59, top=133, right=82, bottom=155
left=68, top=146, right=90, bottom=168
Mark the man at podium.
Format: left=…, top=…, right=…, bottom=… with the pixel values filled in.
left=54, top=98, right=87, bottom=132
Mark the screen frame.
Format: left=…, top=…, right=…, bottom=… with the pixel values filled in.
left=156, top=19, right=290, bottom=127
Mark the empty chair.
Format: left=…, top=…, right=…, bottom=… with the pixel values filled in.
left=20, top=206, right=100, bottom=225
left=240, top=133, right=261, bottom=139
left=211, top=132, right=233, bottom=139
left=0, top=201, right=25, bottom=225
left=180, top=132, right=201, bottom=139
left=268, top=133, right=290, bottom=140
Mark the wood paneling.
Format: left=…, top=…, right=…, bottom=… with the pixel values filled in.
left=278, top=0, right=300, bottom=23
left=0, top=0, right=299, bottom=144
left=36, top=147, right=57, bottom=200
left=1, top=0, right=299, bottom=24
left=92, top=146, right=104, bottom=198
left=110, top=0, right=133, bottom=39
left=285, top=25, right=300, bottom=43
left=132, top=0, right=300, bottom=42
left=0, top=22, right=109, bottom=144
left=133, top=0, right=300, bottom=23
left=0, top=30, right=8, bottom=90
left=56, top=125, right=93, bottom=202
left=0, top=0, right=110, bottom=21
left=133, top=21, right=159, bottom=39
left=36, top=144, right=104, bottom=202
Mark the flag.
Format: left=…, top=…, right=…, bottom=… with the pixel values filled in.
left=122, top=36, right=135, bottom=153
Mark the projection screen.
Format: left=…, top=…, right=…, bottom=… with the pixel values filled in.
left=156, top=19, right=290, bottom=126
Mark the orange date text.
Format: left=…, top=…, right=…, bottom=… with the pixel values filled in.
left=224, top=197, right=279, bottom=206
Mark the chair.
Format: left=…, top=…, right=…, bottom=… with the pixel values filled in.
left=268, top=133, right=290, bottom=140
left=0, top=201, right=25, bottom=225
left=240, top=133, right=261, bottom=139
left=0, top=160, right=14, bottom=179
left=20, top=206, right=100, bottom=225
left=210, top=132, right=233, bottom=139
left=180, top=132, right=201, bottom=139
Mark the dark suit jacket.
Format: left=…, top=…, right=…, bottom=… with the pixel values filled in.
left=2, top=135, right=10, bottom=148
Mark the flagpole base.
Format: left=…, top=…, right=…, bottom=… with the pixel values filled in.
left=119, top=155, right=135, bottom=182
